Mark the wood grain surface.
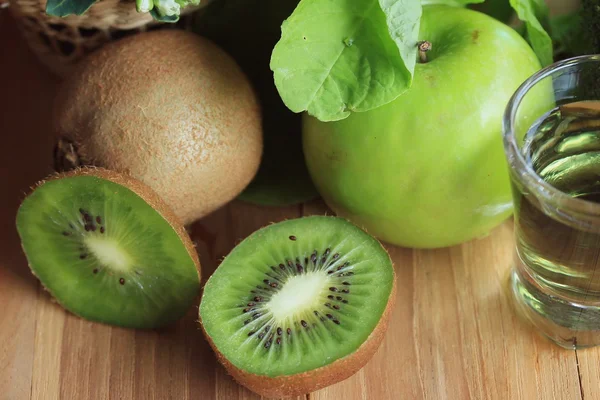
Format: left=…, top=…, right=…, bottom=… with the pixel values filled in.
left=0, top=7, right=598, bottom=400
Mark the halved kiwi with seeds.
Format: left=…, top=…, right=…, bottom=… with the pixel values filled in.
left=199, top=216, right=395, bottom=398
left=16, top=168, right=201, bottom=329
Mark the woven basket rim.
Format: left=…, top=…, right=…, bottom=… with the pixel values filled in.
left=10, top=0, right=204, bottom=30
left=8, top=0, right=210, bottom=77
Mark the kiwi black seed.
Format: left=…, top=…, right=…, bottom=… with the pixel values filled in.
left=199, top=216, right=396, bottom=398
left=16, top=168, right=201, bottom=329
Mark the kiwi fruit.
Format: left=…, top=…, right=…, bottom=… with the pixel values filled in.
left=53, top=30, right=262, bottom=225
left=199, top=216, right=396, bottom=397
left=16, top=167, right=201, bottom=329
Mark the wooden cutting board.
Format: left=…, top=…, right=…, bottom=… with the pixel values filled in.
left=0, top=9, right=597, bottom=400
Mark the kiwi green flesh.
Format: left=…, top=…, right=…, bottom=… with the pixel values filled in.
left=16, top=175, right=200, bottom=329
left=200, top=216, right=394, bottom=377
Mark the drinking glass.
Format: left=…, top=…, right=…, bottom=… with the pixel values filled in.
left=503, top=55, right=600, bottom=349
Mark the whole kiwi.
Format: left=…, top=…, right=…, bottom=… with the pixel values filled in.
left=53, top=30, right=263, bottom=225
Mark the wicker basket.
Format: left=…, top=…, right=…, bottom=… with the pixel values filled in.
left=8, top=0, right=210, bottom=78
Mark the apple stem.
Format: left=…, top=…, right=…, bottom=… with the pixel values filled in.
left=417, top=41, right=432, bottom=63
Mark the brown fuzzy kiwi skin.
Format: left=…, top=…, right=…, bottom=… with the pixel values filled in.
left=22, top=167, right=202, bottom=312
left=199, top=251, right=396, bottom=398
left=53, top=30, right=263, bottom=225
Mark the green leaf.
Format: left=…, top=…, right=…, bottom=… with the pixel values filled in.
left=137, top=0, right=154, bottom=13
left=509, top=0, right=553, bottom=66
left=421, top=0, right=483, bottom=5
left=379, top=0, right=421, bottom=83
left=154, top=0, right=180, bottom=18
left=148, top=0, right=199, bottom=22
left=46, top=0, right=97, bottom=17
left=271, top=0, right=421, bottom=122
left=149, top=8, right=180, bottom=22
left=176, top=0, right=200, bottom=7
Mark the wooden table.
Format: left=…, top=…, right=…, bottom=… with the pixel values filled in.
left=1, top=11, right=598, bottom=400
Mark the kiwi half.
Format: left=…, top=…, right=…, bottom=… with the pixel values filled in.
left=199, top=216, right=395, bottom=397
left=16, top=168, right=201, bottom=329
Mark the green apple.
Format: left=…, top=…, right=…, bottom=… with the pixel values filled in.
left=303, top=5, right=543, bottom=249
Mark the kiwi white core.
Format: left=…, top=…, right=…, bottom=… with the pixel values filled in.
left=267, top=272, right=330, bottom=322
left=84, top=236, right=133, bottom=273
